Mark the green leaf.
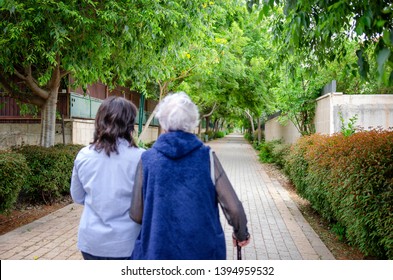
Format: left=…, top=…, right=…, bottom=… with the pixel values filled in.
left=390, top=30, right=393, bottom=46
left=383, top=30, right=391, bottom=45
left=262, top=4, right=270, bottom=16
left=376, top=19, right=386, bottom=28
left=377, top=48, right=390, bottom=75
left=389, top=71, right=393, bottom=86
left=355, top=23, right=364, bottom=35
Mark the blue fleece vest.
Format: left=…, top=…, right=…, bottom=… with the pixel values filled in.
left=131, top=131, right=226, bottom=260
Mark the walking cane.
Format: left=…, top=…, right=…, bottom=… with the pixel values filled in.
left=236, top=241, right=242, bottom=260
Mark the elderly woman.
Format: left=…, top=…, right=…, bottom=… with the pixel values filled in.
left=130, top=92, right=250, bottom=260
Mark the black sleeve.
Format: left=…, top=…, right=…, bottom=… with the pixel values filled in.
left=129, top=159, right=144, bottom=224
left=213, top=152, right=250, bottom=241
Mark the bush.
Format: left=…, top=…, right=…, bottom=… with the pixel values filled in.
left=258, top=142, right=275, bottom=163
left=257, top=140, right=284, bottom=164
left=286, top=131, right=393, bottom=259
left=0, top=151, right=30, bottom=213
left=214, top=131, right=225, bottom=138
left=142, top=141, right=155, bottom=149
left=205, top=130, right=215, bottom=140
left=14, top=144, right=83, bottom=204
left=200, top=130, right=227, bottom=142
left=244, top=132, right=253, bottom=142
left=271, top=143, right=291, bottom=169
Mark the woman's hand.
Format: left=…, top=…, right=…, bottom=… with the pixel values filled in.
left=232, top=234, right=251, bottom=247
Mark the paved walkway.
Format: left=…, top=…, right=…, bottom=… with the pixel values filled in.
left=0, top=133, right=334, bottom=260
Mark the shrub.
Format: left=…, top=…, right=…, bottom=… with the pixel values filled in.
left=256, top=141, right=290, bottom=169
left=271, top=143, right=291, bottom=169
left=258, top=141, right=275, bottom=163
left=244, top=132, right=253, bottom=142
left=14, top=144, right=84, bottom=204
left=0, top=151, right=30, bottom=213
left=285, top=136, right=314, bottom=198
left=205, top=130, right=215, bottom=140
left=138, top=140, right=156, bottom=149
left=214, top=131, right=225, bottom=138
left=286, top=130, right=393, bottom=259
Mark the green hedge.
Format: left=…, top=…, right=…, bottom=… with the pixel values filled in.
left=285, top=131, right=393, bottom=259
left=0, top=151, right=30, bottom=213
left=201, top=130, right=228, bottom=142
left=14, top=144, right=84, bottom=204
left=256, top=140, right=288, bottom=164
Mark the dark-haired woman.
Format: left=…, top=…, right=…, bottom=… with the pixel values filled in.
left=71, top=96, right=144, bottom=260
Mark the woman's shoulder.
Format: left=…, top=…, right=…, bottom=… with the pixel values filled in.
left=76, top=144, right=94, bottom=156
left=123, top=144, right=145, bottom=157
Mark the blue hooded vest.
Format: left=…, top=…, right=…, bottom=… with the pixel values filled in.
left=131, top=131, right=226, bottom=260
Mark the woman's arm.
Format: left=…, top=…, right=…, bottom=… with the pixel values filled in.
left=70, top=164, right=86, bottom=205
left=129, top=160, right=144, bottom=224
left=213, top=152, right=250, bottom=245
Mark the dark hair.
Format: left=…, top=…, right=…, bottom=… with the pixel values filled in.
left=92, top=96, right=137, bottom=156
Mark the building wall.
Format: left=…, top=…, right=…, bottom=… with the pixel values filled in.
left=265, top=93, right=393, bottom=144
left=0, top=122, right=72, bottom=149
left=330, top=93, right=393, bottom=133
left=0, top=120, right=158, bottom=150
left=314, top=93, right=333, bottom=135
left=265, top=116, right=301, bottom=144
left=71, top=119, right=95, bottom=145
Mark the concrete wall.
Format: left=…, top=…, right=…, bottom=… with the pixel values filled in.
left=265, top=116, right=301, bottom=144
left=0, top=120, right=159, bottom=150
left=137, top=126, right=159, bottom=144
left=314, top=92, right=333, bottom=135
left=71, top=119, right=95, bottom=145
left=330, top=93, right=393, bottom=133
left=0, top=122, right=72, bottom=149
left=265, top=93, right=393, bottom=144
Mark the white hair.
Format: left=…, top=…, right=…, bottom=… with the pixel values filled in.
left=155, top=92, right=200, bottom=132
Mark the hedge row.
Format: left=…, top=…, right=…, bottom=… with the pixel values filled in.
left=0, top=144, right=83, bottom=213
left=285, top=130, right=393, bottom=259
left=201, top=130, right=229, bottom=142
left=0, top=151, right=30, bottom=213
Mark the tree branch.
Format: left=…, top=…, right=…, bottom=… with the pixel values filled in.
left=22, top=65, right=50, bottom=99
left=48, top=56, right=61, bottom=90
left=202, top=102, right=217, bottom=118
left=168, top=65, right=197, bottom=84
left=60, top=70, right=71, bottom=78
left=244, top=109, right=252, bottom=119
left=0, top=73, right=45, bottom=106
left=0, top=73, right=17, bottom=95
left=13, top=68, right=27, bottom=81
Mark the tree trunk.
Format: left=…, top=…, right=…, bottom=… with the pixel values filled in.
left=205, top=116, right=210, bottom=132
left=245, top=110, right=255, bottom=135
left=137, top=106, right=158, bottom=143
left=220, top=119, right=225, bottom=131
left=40, top=88, right=59, bottom=147
left=257, top=117, right=261, bottom=144
left=137, top=81, right=172, bottom=144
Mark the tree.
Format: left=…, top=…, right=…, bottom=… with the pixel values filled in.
left=133, top=0, right=234, bottom=141
left=179, top=6, right=279, bottom=140
left=180, top=19, right=251, bottom=133
left=1, top=1, right=234, bottom=146
left=0, top=0, right=135, bottom=147
left=250, top=0, right=393, bottom=84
